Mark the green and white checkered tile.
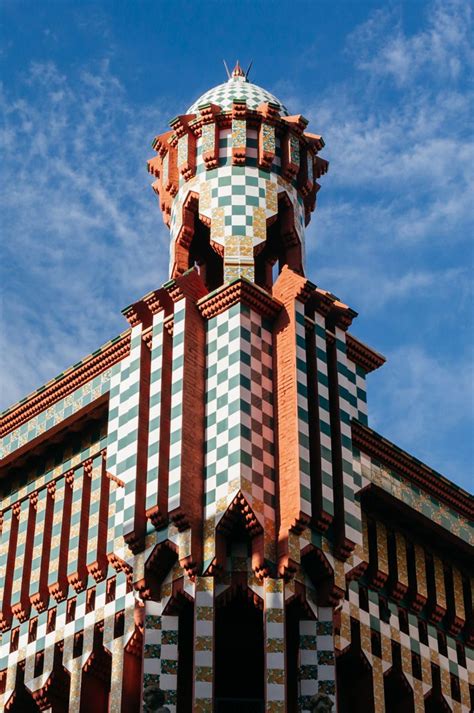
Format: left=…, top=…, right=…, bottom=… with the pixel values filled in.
left=86, top=453, right=107, bottom=578
left=10, top=496, right=32, bottom=618
left=106, top=326, right=143, bottom=547
left=0, top=506, right=15, bottom=625
left=313, top=312, right=335, bottom=517
left=193, top=576, right=214, bottom=710
left=145, top=311, right=166, bottom=520
left=315, top=607, right=336, bottom=702
left=299, top=618, right=319, bottom=711
left=203, top=302, right=276, bottom=568
left=47, top=474, right=71, bottom=598
left=187, top=75, right=289, bottom=116
left=1, top=369, right=112, bottom=458
left=295, top=302, right=312, bottom=520
left=28, top=486, right=50, bottom=605
left=1, top=422, right=107, bottom=511
left=334, top=326, right=362, bottom=548
left=169, top=163, right=303, bottom=283
left=264, top=578, right=286, bottom=711
left=167, top=298, right=186, bottom=515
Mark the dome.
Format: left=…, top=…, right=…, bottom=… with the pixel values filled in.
left=187, top=67, right=288, bottom=116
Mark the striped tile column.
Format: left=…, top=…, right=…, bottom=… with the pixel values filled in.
left=264, top=578, right=286, bottom=712
left=354, top=364, right=368, bottom=426
left=160, top=612, right=180, bottom=710
left=313, top=311, right=335, bottom=521
left=86, top=452, right=109, bottom=582
left=167, top=298, right=186, bottom=516
left=48, top=474, right=73, bottom=602
left=0, top=505, right=18, bottom=631
left=299, top=618, right=318, bottom=712
left=10, top=496, right=36, bottom=623
left=67, top=463, right=91, bottom=593
left=142, top=599, right=162, bottom=692
left=334, top=326, right=363, bottom=550
left=295, top=302, right=312, bottom=521
left=316, top=607, right=336, bottom=704
left=193, top=576, right=215, bottom=712
left=29, top=485, right=53, bottom=613
left=145, top=310, right=169, bottom=526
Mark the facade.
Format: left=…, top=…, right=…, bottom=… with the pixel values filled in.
left=0, top=63, right=472, bottom=713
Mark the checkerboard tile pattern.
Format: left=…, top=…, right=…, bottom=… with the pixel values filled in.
left=194, top=576, right=214, bottom=712
left=299, top=618, right=318, bottom=711
left=10, top=496, right=33, bottom=620
left=313, top=312, right=334, bottom=517
left=203, top=302, right=276, bottom=569
left=316, top=608, right=336, bottom=702
left=169, top=161, right=305, bottom=284
left=1, top=369, right=112, bottom=458
left=146, top=311, right=166, bottom=519
left=334, top=326, right=363, bottom=549
left=357, top=450, right=473, bottom=544
left=106, top=326, right=143, bottom=552
left=265, top=578, right=286, bottom=711
left=167, top=299, right=186, bottom=515
left=339, top=581, right=472, bottom=711
left=295, top=302, right=312, bottom=519
left=187, top=75, right=289, bottom=115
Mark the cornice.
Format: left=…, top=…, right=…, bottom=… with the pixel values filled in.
left=346, top=334, right=386, bottom=373
left=197, top=278, right=282, bottom=320
left=352, top=420, right=473, bottom=521
left=0, top=332, right=130, bottom=438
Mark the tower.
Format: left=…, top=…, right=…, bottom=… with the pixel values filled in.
left=0, top=65, right=472, bottom=713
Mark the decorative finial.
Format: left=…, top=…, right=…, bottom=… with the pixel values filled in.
left=231, top=60, right=246, bottom=78
left=223, top=59, right=231, bottom=80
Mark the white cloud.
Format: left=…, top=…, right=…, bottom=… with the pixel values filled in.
left=369, top=345, right=474, bottom=488
left=0, top=60, right=170, bottom=408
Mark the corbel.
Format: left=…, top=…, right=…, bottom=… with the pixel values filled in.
left=199, top=103, right=221, bottom=169
left=169, top=114, right=197, bottom=181
left=231, top=99, right=247, bottom=165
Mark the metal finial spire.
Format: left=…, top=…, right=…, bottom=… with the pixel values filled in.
left=223, top=59, right=231, bottom=80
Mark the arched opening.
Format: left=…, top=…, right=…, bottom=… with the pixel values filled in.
left=254, top=193, right=303, bottom=291
left=424, top=689, right=451, bottom=713
left=189, top=214, right=223, bottom=292
left=173, top=194, right=223, bottom=291
left=336, top=622, right=375, bottom=713
left=383, top=667, right=415, bottom=713
left=164, top=593, right=194, bottom=713
left=79, top=630, right=111, bottom=713
left=7, top=683, right=40, bottom=713
left=215, top=587, right=264, bottom=712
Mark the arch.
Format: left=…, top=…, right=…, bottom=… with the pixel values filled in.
left=424, top=689, right=452, bottom=713
left=254, top=192, right=304, bottom=290
left=79, top=629, right=112, bottom=713
left=173, top=192, right=223, bottom=290
left=336, top=620, right=375, bottom=713
left=215, top=586, right=264, bottom=711
left=383, top=666, right=415, bottom=713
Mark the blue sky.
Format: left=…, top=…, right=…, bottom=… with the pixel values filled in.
left=1, top=1, right=472, bottom=491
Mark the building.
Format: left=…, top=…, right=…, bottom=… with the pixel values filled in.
left=0, top=63, right=472, bottom=713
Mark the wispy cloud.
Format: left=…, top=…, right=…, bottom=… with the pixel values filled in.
left=370, top=344, right=474, bottom=489
left=1, top=60, right=169, bottom=407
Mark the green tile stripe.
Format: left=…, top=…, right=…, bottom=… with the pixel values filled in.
left=314, top=312, right=334, bottom=517
left=335, top=326, right=362, bottom=546
left=168, top=299, right=186, bottom=514
left=146, top=311, right=165, bottom=517
left=296, top=303, right=311, bottom=517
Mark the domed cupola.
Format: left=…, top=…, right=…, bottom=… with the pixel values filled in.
left=148, top=63, right=328, bottom=290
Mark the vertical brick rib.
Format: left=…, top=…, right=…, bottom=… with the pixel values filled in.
left=273, top=268, right=313, bottom=575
